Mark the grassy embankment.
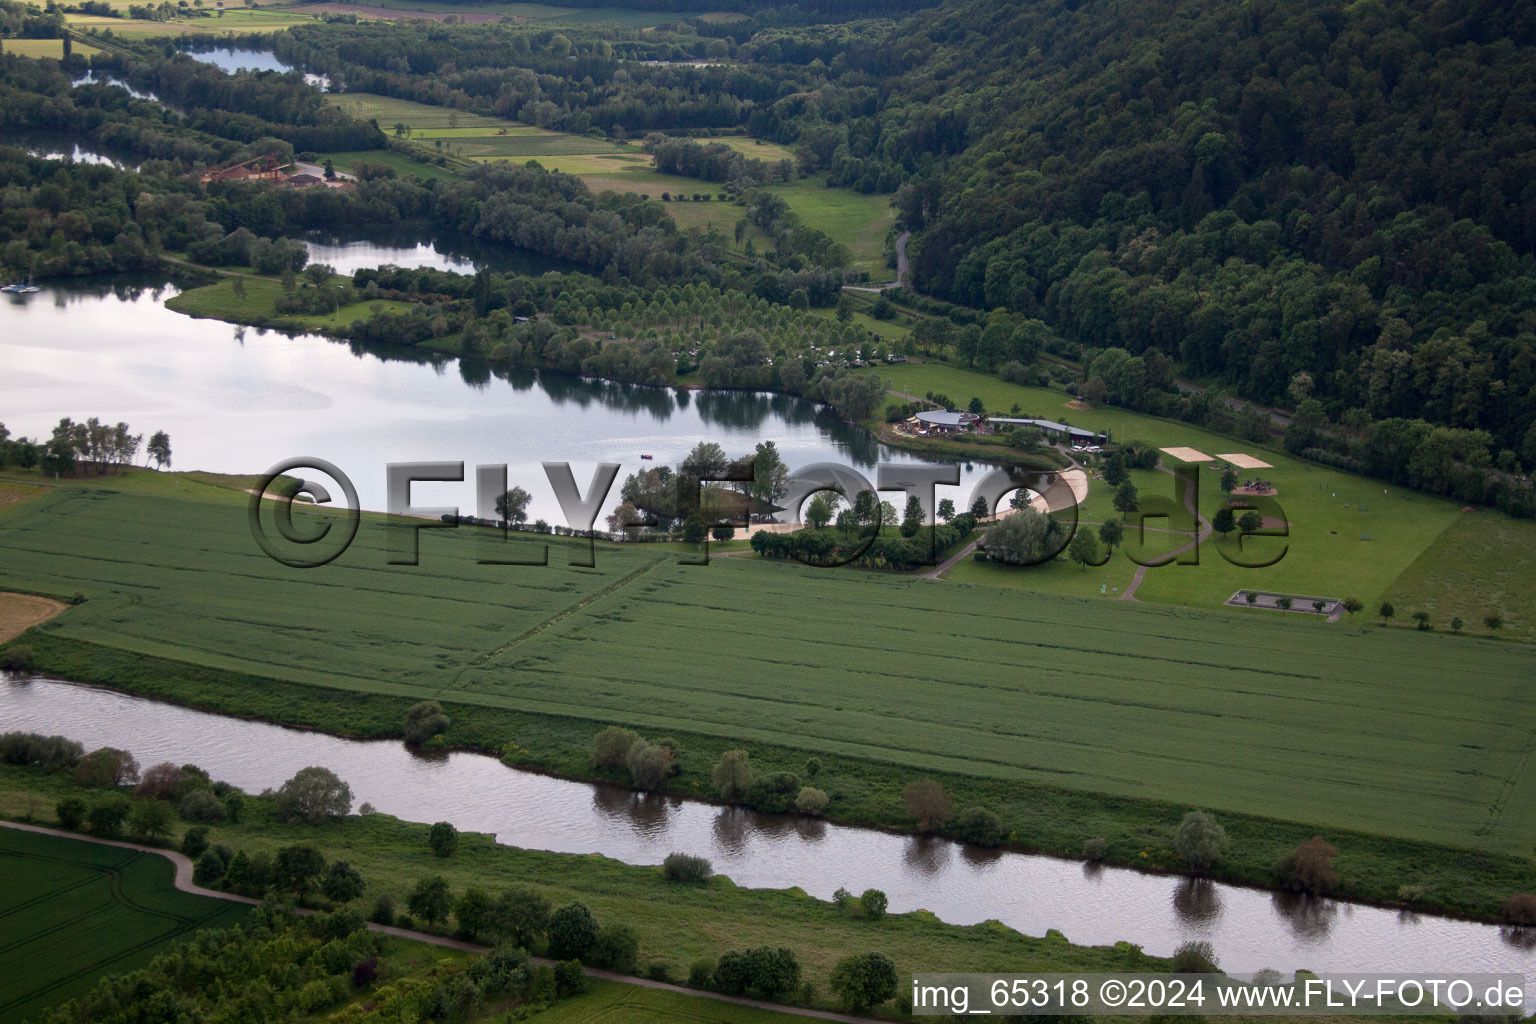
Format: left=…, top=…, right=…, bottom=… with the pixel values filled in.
left=164, top=271, right=414, bottom=331
left=1, top=470, right=1533, bottom=922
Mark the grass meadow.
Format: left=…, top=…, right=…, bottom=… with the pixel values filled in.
left=165, top=274, right=415, bottom=329
left=0, top=827, right=250, bottom=1020
left=66, top=7, right=322, bottom=37
left=3, top=475, right=1534, bottom=867
left=0, top=38, right=102, bottom=57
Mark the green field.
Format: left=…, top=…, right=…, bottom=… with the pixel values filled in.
left=0, top=827, right=250, bottom=1021
left=327, top=148, right=460, bottom=180
left=165, top=274, right=415, bottom=330
left=2, top=477, right=1534, bottom=862
left=67, top=6, right=321, bottom=36
left=1383, top=512, right=1536, bottom=641
left=869, top=361, right=1475, bottom=613
left=526, top=980, right=832, bottom=1023
left=0, top=38, right=101, bottom=57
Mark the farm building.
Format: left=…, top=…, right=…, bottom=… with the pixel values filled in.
left=908, top=410, right=981, bottom=434
left=987, top=417, right=1105, bottom=444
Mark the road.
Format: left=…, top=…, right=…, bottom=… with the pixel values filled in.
left=0, top=819, right=882, bottom=1023
left=844, top=230, right=910, bottom=293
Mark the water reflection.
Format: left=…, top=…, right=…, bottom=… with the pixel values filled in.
left=1, top=675, right=1534, bottom=999
left=1172, top=877, right=1222, bottom=926
left=305, top=224, right=580, bottom=277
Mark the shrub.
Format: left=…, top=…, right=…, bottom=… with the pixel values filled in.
left=222, top=790, right=244, bottom=823
left=588, top=924, right=639, bottom=973
left=402, top=700, right=449, bottom=744
left=87, top=796, right=129, bottom=836
left=274, top=766, right=351, bottom=823
left=179, top=789, right=226, bottom=822
left=711, top=749, right=752, bottom=799
left=1083, top=837, right=1108, bottom=861
left=794, top=786, right=829, bottom=816
left=1397, top=884, right=1427, bottom=903
left=547, top=903, right=599, bottom=960
left=407, top=876, right=452, bottom=925
left=859, top=888, right=889, bottom=920
left=832, top=886, right=854, bottom=910
left=830, top=951, right=899, bottom=1011
left=586, top=724, right=635, bottom=773
left=135, top=762, right=183, bottom=799
left=1501, top=893, right=1536, bottom=926
left=688, top=958, right=715, bottom=989
left=803, top=756, right=822, bottom=778
left=903, top=779, right=952, bottom=832
left=181, top=826, right=210, bottom=858
left=1171, top=940, right=1220, bottom=973
left=1, top=731, right=82, bottom=769
left=662, top=852, right=713, bottom=883
left=714, top=950, right=750, bottom=995
left=75, top=747, right=139, bottom=787
left=193, top=850, right=226, bottom=885
left=321, top=860, right=366, bottom=903
left=1274, top=836, right=1340, bottom=894
left=128, top=798, right=174, bottom=842
left=352, top=959, right=379, bottom=987
left=646, top=962, right=672, bottom=983
left=396, top=914, right=415, bottom=930
left=554, top=959, right=587, bottom=997
left=1174, top=811, right=1228, bottom=872
left=55, top=796, right=86, bottom=830
left=626, top=740, right=673, bottom=790
left=428, top=821, right=459, bottom=857
left=368, top=894, right=395, bottom=926
left=954, top=806, right=1005, bottom=847
left=0, top=644, right=34, bottom=671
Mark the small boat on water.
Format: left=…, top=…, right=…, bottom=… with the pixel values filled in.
left=1, top=284, right=38, bottom=294
left=640, top=453, right=653, bottom=460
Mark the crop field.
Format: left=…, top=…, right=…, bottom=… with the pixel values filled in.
left=294, top=0, right=714, bottom=26
left=1384, top=512, right=1536, bottom=642
left=66, top=7, right=319, bottom=36
left=873, top=362, right=1472, bottom=612
left=2, top=479, right=1534, bottom=856
left=1, top=38, right=102, bottom=57
left=0, top=828, right=250, bottom=1020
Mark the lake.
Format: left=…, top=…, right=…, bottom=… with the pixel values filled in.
left=303, top=224, right=583, bottom=278
left=0, top=276, right=989, bottom=522
left=177, top=45, right=331, bottom=90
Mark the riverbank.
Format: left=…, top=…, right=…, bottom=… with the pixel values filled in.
left=0, top=761, right=1167, bottom=1019
left=8, top=626, right=1533, bottom=929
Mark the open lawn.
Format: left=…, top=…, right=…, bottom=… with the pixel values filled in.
left=326, top=149, right=460, bottom=180
left=871, top=361, right=1471, bottom=614
left=2, top=477, right=1534, bottom=866
left=761, top=177, right=896, bottom=282
left=0, top=828, right=249, bottom=1021
left=1384, top=511, right=1536, bottom=642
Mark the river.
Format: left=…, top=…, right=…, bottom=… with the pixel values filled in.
left=2, top=675, right=1532, bottom=994
left=0, top=276, right=988, bottom=522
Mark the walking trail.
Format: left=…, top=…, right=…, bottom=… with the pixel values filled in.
left=0, top=820, right=881, bottom=1023
left=1120, top=463, right=1210, bottom=601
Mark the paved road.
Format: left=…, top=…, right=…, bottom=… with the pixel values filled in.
left=0, top=820, right=882, bottom=1023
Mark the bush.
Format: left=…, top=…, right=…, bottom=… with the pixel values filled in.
left=1274, top=836, right=1340, bottom=894
left=87, top=796, right=130, bottom=837
left=687, top=958, right=715, bottom=989
left=368, top=894, right=395, bottom=926
left=794, top=786, right=829, bottom=816
left=1502, top=893, right=1536, bottom=926
left=428, top=821, right=459, bottom=858
left=1083, top=837, right=1108, bottom=861
left=55, top=796, right=86, bottom=830
left=1174, top=811, right=1228, bottom=872
left=554, top=959, right=587, bottom=997
left=179, top=789, right=226, bottom=822
left=662, top=853, right=713, bottom=883
left=903, top=779, right=951, bottom=832
left=402, top=700, right=449, bottom=744
left=75, top=747, right=139, bottom=787
left=181, top=826, right=210, bottom=858
left=646, top=962, right=672, bottom=983
left=626, top=740, right=673, bottom=790
left=1, top=731, right=82, bottom=770
left=830, top=951, right=899, bottom=1011
left=711, top=749, right=752, bottom=799
left=803, top=756, right=822, bottom=778
left=352, top=959, right=379, bottom=987
left=588, top=924, right=639, bottom=973
left=193, top=850, right=226, bottom=885
left=0, top=644, right=34, bottom=671
left=135, top=762, right=183, bottom=800
left=954, top=806, right=1005, bottom=847
left=547, top=903, right=599, bottom=961
left=1171, top=940, right=1220, bottom=973
left=593, top=726, right=641, bottom=770
left=274, top=766, right=351, bottom=823
left=859, top=888, right=888, bottom=920
left=128, top=799, right=174, bottom=842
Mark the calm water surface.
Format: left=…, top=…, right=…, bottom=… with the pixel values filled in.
left=0, top=278, right=986, bottom=521
left=177, top=45, right=331, bottom=90
left=3, top=676, right=1532, bottom=995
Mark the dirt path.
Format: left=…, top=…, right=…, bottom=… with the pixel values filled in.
left=845, top=231, right=910, bottom=293
left=0, top=820, right=881, bottom=1023
left=0, top=593, right=68, bottom=644
left=1120, top=464, right=1210, bottom=602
